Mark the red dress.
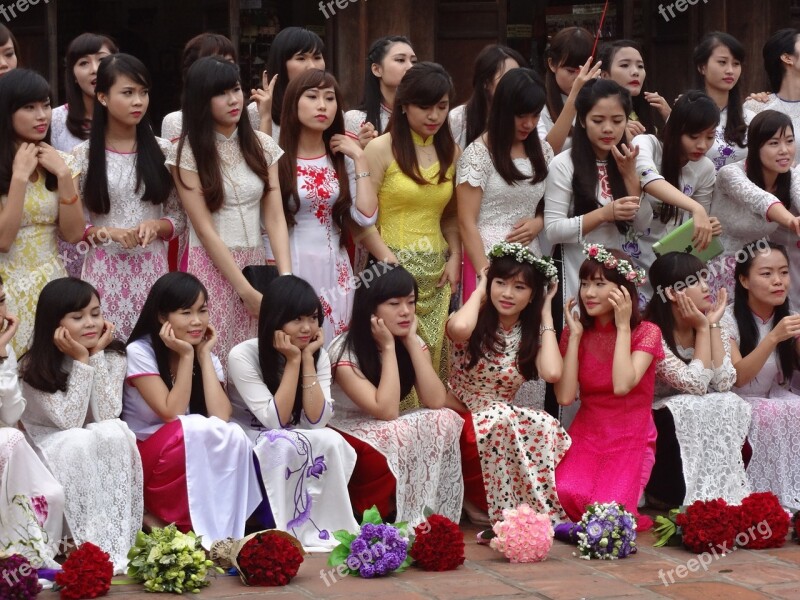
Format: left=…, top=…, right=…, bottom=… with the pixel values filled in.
left=555, top=320, right=663, bottom=530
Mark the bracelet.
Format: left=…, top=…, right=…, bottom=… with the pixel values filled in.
left=301, top=380, right=318, bottom=390
left=280, top=272, right=292, bottom=276
left=301, top=373, right=317, bottom=377
left=355, top=171, right=371, bottom=180
left=709, top=322, right=720, bottom=329
left=59, top=194, right=78, bottom=206
left=539, top=325, right=557, bottom=335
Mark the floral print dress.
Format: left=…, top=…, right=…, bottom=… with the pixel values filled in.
left=449, top=323, right=571, bottom=523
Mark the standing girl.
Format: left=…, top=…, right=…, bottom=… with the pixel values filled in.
left=0, top=274, right=65, bottom=568
left=0, top=69, right=85, bottom=356
left=277, top=69, right=378, bottom=343
left=447, top=243, right=569, bottom=523
left=168, top=56, right=291, bottom=366
left=693, top=32, right=754, bottom=170
left=19, top=278, right=142, bottom=571
left=359, top=62, right=461, bottom=398
left=723, top=242, right=800, bottom=508
left=74, top=53, right=185, bottom=341
left=0, top=24, right=19, bottom=76
left=555, top=245, right=661, bottom=529
left=544, top=78, right=650, bottom=311
left=345, top=35, right=417, bottom=146
left=448, top=44, right=526, bottom=150
left=124, top=272, right=261, bottom=545
left=228, top=276, right=359, bottom=551
left=644, top=252, right=751, bottom=507
left=328, top=264, right=464, bottom=525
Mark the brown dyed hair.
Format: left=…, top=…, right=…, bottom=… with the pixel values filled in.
left=577, top=248, right=642, bottom=330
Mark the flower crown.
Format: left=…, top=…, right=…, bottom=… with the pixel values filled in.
left=582, top=243, right=646, bottom=286
left=487, top=242, right=559, bottom=282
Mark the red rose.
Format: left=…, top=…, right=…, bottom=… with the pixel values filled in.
left=735, top=492, right=790, bottom=550
left=676, top=499, right=738, bottom=554
left=411, top=514, right=465, bottom=571
left=237, top=532, right=304, bottom=586
left=55, top=542, right=113, bottom=599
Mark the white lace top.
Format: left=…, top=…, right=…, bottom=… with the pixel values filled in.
left=160, top=103, right=261, bottom=142
left=344, top=105, right=392, bottom=137
left=165, top=129, right=283, bottom=249
left=448, top=104, right=468, bottom=149
left=744, top=95, right=800, bottom=165
left=721, top=306, right=783, bottom=398
left=456, top=137, right=554, bottom=256
left=0, top=345, right=24, bottom=426
left=50, top=104, right=87, bottom=152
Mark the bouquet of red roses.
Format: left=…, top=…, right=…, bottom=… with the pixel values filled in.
left=410, top=513, right=464, bottom=571
left=676, top=499, right=738, bottom=554
left=210, top=530, right=305, bottom=586
left=54, top=542, right=113, bottom=599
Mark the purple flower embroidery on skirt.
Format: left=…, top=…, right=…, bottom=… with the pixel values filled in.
left=30, top=496, right=48, bottom=527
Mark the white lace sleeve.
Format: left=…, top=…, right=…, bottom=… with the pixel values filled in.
left=655, top=339, right=713, bottom=395
left=165, top=139, right=197, bottom=172
left=344, top=110, right=366, bottom=137
left=790, top=168, right=800, bottom=213
left=255, top=130, right=284, bottom=167
left=345, top=156, right=378, bottom=227
left=716, top=162, right=779, bottom=217
left=710, top=322, right=737, bottom=392
left=455, top=141, right=490, bottom=189
left=0, top=346, right=24, bottom=426
left=155, top=138, right=186, bottom=240
left=88, top=352, right=126, bottom=422
left=25, top=362, right=94, bottom=430
left=544, top=151, right=582, bottom=243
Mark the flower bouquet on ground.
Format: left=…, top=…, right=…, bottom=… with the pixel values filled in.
left=575, top=502, right=637, bottom=560
left=410, top=513, right=464, bottom=571
left=490, top=503, right=553, bottom=563
left=126, top=525, right=222, bottom=593
left=54, top=542, right=113, bottom=599
left=327, top=506, right=412, bottom=578
left=735, top=492, right=789, bottom=550
left=210, top=530, right=305, bottom=586
left=0, top=553, right=41, bottom=599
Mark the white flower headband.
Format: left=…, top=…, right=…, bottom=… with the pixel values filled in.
left=488, top=242, right=559, bottom=282
left=582, top=242, right=646, bottom=286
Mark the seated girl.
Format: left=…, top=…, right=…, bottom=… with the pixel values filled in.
left=227, top=275, right=358, bottom=551
left=0, top=274, right=65, bottom=567
left=722, top=242, right=800, bottom=508
left=555, top=245, right=662, bottom=530
left=446, top=242, right=569, bottom=524
left=19, top=277, right=142, bottom=571
left=328, top=264, right=464, bottom=525
left=124, top=272, right=260, bottom=547
left=644, top=252, right=751, bottom=507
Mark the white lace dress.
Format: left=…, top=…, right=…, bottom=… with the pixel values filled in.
left=73, top=138, right=186, bottom=340
left=745, top=95, right=800, bottom=165
left=448, top=104, right=468, bottom=149
left=722, top=308, right=800, bottom=508
left=227, top=340, right=358, bottom=551
left=20, top=352, right=143, bottom=572
left=160, top=104, right=261, bottom=142
left=327, top=333, right=464, bottom=526
left=344, top=105, right=392, bottom=138
left=166, top=130, right=283, bottom=369
left=653, top=324, right=752, bottom=505
left=0, top=345, right=65, bottom=568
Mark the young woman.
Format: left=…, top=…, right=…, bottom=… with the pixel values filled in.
left=555, top=245, right=661, bottom=530
left=359, top=62, right=461, bottom=400
left=74, top=53, right=185, bottom=341
left=598, top=40, right=667, bottom=142
left=457, top=67, right=552, bottom=304
left=262, top=27, right=326, bottom=140
left=644, top=252, right=751, bottom=507
left=448, top=44, right=526, bottom=150
left=344, top=35, right=417, bottom=146
left=0, top=69, right=85, bottom=356
left=0, top=24, right=19, bottom=77
left=51, top=33, right=118, bottom=153
left=228, top=275, right=358, bottom=551
left=19, top=278, right=142, bottom=571
left=276, top=69, right=378, bottom=343
left=709, top=110, right=800, bottom=299
left=539, top=26, right=602, bottom=154
left=723, top=242, right=800, bottom=508
left=544, top=78, right=650, bottom=312
left=447, top=243, right=569, bottom=524
left=167, top=56, right=291, bottom=367
left=694, top=32, right=754, bottom=170
left=328, top=264, right=464, bottom=525
left=633, top=90, right=720, bottom=300
left=161, top=33, right=261, bottom=143
left=0, top=274, right=65, bottom=568
left=124, top=272, right=260, bottom=546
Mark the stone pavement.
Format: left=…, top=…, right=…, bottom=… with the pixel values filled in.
left=103, top=521, right=800, bottom=599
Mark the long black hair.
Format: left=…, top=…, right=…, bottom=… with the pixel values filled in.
left=0, top=24, right=20, bottom=65
left=571, top=78, right=632, bottom=234
left=257, top=275, right=323, bottom=426
left=340, top=264, right=419, bottom=399
left=467, top=256, right=546, bottom=380
left=83, top=54, right=172, bottom=215
left=486, top=68, right=548, bottom=185
left=658, top=90, right=719, bottom=224
left=733, top=241, right=795, bottom=382
left=763, top=29, right=800, bottom=93
left=127, top=272, right=210, bottom=416
left=20, top=278, right=124, bottom=393
left=544, top=27, right=593, bottom=124
left=359, top=35, right=413, bottom=136
left=745, top=110, right=794, bottom=209
left=0, top=69, right=56, bottom=195
left=644, top=252, right=707, bottom=362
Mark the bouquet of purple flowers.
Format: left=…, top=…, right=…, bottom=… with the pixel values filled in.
left=575, top=502, right=637, bottom=559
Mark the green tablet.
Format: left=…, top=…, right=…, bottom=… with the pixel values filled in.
left=652, top=218, right=724, bottom=263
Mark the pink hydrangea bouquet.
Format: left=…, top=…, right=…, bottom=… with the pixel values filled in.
left=489, top=503, right=553, bottom=563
